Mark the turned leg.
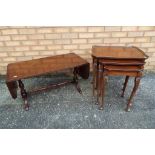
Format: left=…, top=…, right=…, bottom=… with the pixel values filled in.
left=99, top=72, right=107, bottom=110
left=92, top=59, right=97, bottom=96
left=121, top=76, right=129, bottom=97
left=73, top=68, right=82, bottom=94
left=125, top=77, right=141, bottom=112
left=18, top=80, right=29, bottom=111
left=97, top=64, right=103, bottom=104
left=95, top=61, right=99, bottom=90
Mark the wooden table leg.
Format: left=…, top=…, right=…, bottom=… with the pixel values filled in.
left=18, top=80, right=29, bottom=111
left=96, top=60, right=99, bottom=90
left=99, top=66, right=107, bottom=110
left=99, top=71, right=107, bottom=110
left=125, top=77, right=141, bottom=112
left=121, top=76, right=129, bottom=97
left=73, top=68, right=82, bottom=94
left=92, top=58, right=96, bottom=96
left=97, top=65, right=102, bottom=105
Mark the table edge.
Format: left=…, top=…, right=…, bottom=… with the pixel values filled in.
left=91, top=46, right=149, bottom=60
left=6, top=62, right=89, bottom=82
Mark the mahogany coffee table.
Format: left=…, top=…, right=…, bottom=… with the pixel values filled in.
left=6, top=53, right=90, bottom=110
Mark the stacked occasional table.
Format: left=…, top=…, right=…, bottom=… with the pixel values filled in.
left=92, top=46, right=148, bottom=111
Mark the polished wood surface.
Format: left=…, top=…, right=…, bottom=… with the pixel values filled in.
left=92, top=46, right=148, bottom=112
left=6, top=53, right=90, bottom=110
left=99, top=59, right=145, bottom=65
left=97, top=65, right=142, bottom=111
left=7, top=53, right=88, bottom=82
left=92, top=46, right=148, bottom=59
left=6, top=81, right=18, bottom=99
left=103, top=65, right=143, bottom=72
left=97, top=63, right=143, bottom=111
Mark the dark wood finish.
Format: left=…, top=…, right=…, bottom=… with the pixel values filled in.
left=102, top=65, right=143, bottom=77
left=125, top=77, right=141, bottom=112
left=7, top=53, right=88, bottom=82
left=73, top=67, right=82, bottom=94
left=92, top=46, right=148, bottom=60
left=99, top=72, right=108, bottom=110
left=6, top=81, right=18, bottom=99
left=92, top=58, right=99, bottom=96
left=77, top=63, right=90, bottom=79
left=99, top=59, right=145, bottom=66
left=92, top=46, right=148, bottom=111
left=29, top=81, right=73, bottom=94
left=6, top=53, right=90, bottom=110
left=92, top=58, right=96, bottom=96
left=18, top=80, right=29, bottom=111
left=28, top=68, right=83, bottom=95
left=97, top=64, right=143, bottom=111
left=121, top=76, right=129, bottom=97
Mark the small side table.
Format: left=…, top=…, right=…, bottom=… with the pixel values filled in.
left=97, top=63, right=143, bottom=111
left=92, top=46, right=148, bottom=111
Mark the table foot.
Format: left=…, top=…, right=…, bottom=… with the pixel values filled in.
left=98, top=72, right=107, bottom=112
left=18, top=80, right=29, bottom=111
left=121, top=92, right=124, bottom=97
left=95, top=102, right=99, bottom=105
left=125, top=105, right=131, bottom=112
left=24, top=100, right=29, bottom=111
left=73, top=68, right=83, bottom=94
left=126, top=77, right=141, bottom=112
left=76, top=83, right=82, bottom=94
left=98, top=106, right=104, bottom=110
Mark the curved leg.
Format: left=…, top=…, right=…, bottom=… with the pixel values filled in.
left=76, top=83, right=82, bottom=94
left=73, top=68, right=82, bottom=94
left=18, top=80, right=29, bottom=111
left=121, top=76, right=129, bottom=97
left=125, top=77, right=141, bottom=112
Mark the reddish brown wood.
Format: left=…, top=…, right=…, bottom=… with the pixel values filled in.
left=99, top=59, right=145, bottom=66
left=28, top=68, right=83, bottom=95
left=6, top=81, right=18, bottom=99
left=18, top=80, right=29, bottom=111
left=121, top=76, right=129, bottom=97
left=92, top=46, right=148, bottom=60
left=29, top=81, right=73, bottom=94
left=92, top=58, right=98, bottom=96
left=104, top=65, right=143, bottom=71
left=96, top=67, right=103, bottom=104
left=77, top=63, right=90, bottom=79
left=6, top=53, right=90, bottom=110
left=92, top=46, right=148, bottom=111
left=98, top=64, right=142, bottom=111
left=99, top=72, right=108, bottom=110
left=6, top=53, right=89, bottom=82
left=125, top=77, right=141, bottom=112
left=73, top=68, right=82, bottom=94
left=92, top=58, right=96, bottom=96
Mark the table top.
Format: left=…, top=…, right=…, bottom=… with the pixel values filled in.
left=99, top=59, right=145, bottom=66
left=6, top=53, right=88, bottom=82
left=104, top=65, right=143, bottom=71
left=92, top=46, right=148, bottom=60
